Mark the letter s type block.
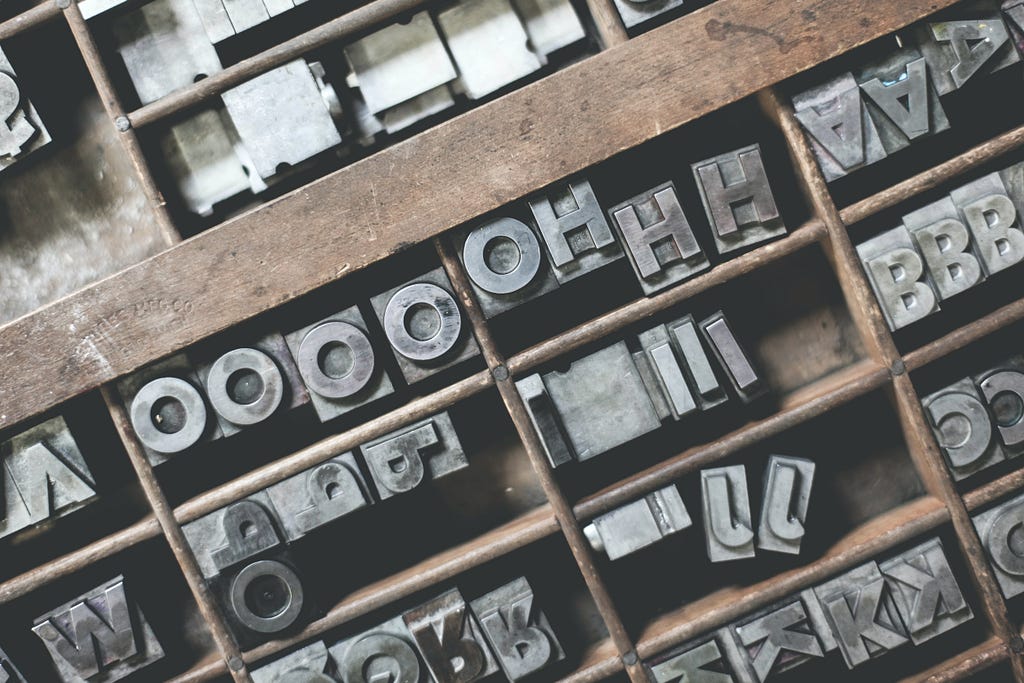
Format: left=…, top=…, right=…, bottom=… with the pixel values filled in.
left=32, top=576, right=164, bottom=683
left=857, top=225, right=940, bottom=330
left=973, top=491, right=1024, bottom=598
left=403, top=589, right=499, bottom=683
left=0, top=415, right=96, bottom=540
left=470, top=578, right=565, bottom=681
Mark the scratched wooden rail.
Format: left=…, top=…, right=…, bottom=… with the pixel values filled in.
left=3, top=0, right=1024, bottom=681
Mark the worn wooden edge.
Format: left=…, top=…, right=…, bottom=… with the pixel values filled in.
left=0, top=0, right=959, bottom=429
left=634, top=495, right=949, bottom=659
left=897, top=636, right=1008, bottom=683
left=0, top=0, right=60, bottom=41
left=904, top=296, right=1024, bottom=373
left=557, top=638, right=623, bottom=683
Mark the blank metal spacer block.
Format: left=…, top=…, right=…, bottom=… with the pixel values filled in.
left=950, top=168, right=1024, bottom=276
left=973, top=491, right=1024, bottom=598
left=32, top=576, right=164, bottom=683
left=453, top=216, right=560, bottom=318
left=0, top=47, right=50, bottom=171
left=583, top=485, right=692, bottom=560
left=855, top=48, right=950, bottom=154
left=370, top=267, right=481, bottom=384
left=903, top=196, right=985, bottom=301
left=812, top=563, right=909, bottom=668
left=469, top=577, right=565, bottom=680
left=692, top=144, right=786, bottom=254
left=728, top=598, right=830, bottom=682
left=0, top=415, right=97, bottom=540
left=359, top=412, right=468, bottom=500
left=527, top=178, right=624, bottom=283
left=402, top=589, right=499, bottom=683
left=792, top=72, right=886, bottom=182
left=251, top=641, right=332, bottom=683
left=516, top=373, right=575, bottom=468
left=610, top=0, right=683, bottom=29
left=513, top=0, right=585, bottom=59
left=856, top=225, right=940, bottom=330
left=609, top=181, right=710, bottom=294
left=667, top=314, right=728, bottom=410
left=285, top=305, right=394, bottom=422
left=974, top=357, right=1024, bottom=457
left=879, top=538, right=973, bottom=644
left=329, top=616, right=434, bottom=683
left=922, top=377, right=1005, bottom=480
left=634, top=323, right=699, bottom=421
left=702, top=465, right=755, bottom=562
left=264, top=452, right=372, bottom=541
left=757, top=455, right=814, bottom=555
left=699, top=311, right=766, bottom=403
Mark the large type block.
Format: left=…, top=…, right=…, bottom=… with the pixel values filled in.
left=667, top=315, right=728, bottom=410
left=222, top=60, right=342, bottom=181
left=856, top=225, right=940, bottom=331
left=265, top=452, right=373, bottom=541
left=949, top=168, right=1024, bottom=276
left=0, top=46, right=49, bottom=171
left=812, top=563, right=909, bottom=668
left=32, top=576, right=164, bottom=683
left=251, top=641, right=332, bottom=683
left=757, top=455, right=814, bottom=555
left=792, top=73, right=886, bottom=182
left=0, top=646, right=26, bottom=682
left=370, top=268, right=481, bottom=383
left=402, top=589, right=499, bottom=683
left=611, top=0, right=683, bottom=29
left=527, top=178, right=624, bottom=283
left=727, top=597, right=832, bottom=682
left=974, top=358, right=1024, bottom=457
left=515, top=342, right=662, bottom=464
left=583, top=485, right=692, bottom=560
left=609, top=181, right=710, bottom=295
left=285, top=305, right=395, bottom=421
left=903, top=196, right=985, bottom=301
left=879, top=538, right=973, bottom=644
left=855, top=48, right=950, bottom=154
left=469, top=577, right=565, bottom=680
left=702, top=465, right=755, bottom=563
left=330, top=616, right=435, bottom=683
left=974, top=490, right=1024, bottom=598
left=453, top=216, right=560, bottom=318
left=359, top=412, right=468, bottom=500
left=699, top=311, right=765, bottom=403
left=692, top=145, right=786, bottom=253
left=922, top=377, right=1005, bottom=480
left=0, top=415, right=96, bottom=540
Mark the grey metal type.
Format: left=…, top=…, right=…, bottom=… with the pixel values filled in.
left=610, top=0, right=684, bottom=29
left=730, top=599, right=828, bottom=682
left=469, top=577, right=565, bottom=681
left=118, top=354, right=220, bottom=464
left=903, top=196, right=985, bottom=301
left=160, top=108, right=257, bottom=217
left=0, top=415, right=96, bottom=540
left=976, top=360, right=1024, bottom=456
left=199, top=346, right=284, bottom=433
left=221, top=60, right=342, bottom=181
left=609, top=181, right=710, bottom=294
left=879, top=538, right=973, bottom=644
left=0, top=47, right=49, bottom=171
left=791, top=72, right=886, bottom=182
left=635, top=324, right=699, bottom=421
left=974, top=491, right=1024, bottom=598
left=702, top=465, right=755, bottom=562
left=527, top=178, right=624, bottom=283
left=252, top=641, right=333, bottom=683
left=797, top=588, right=838, bottom=652
left=922, top=377, right=1005, bottom=480
left=343, top=13, right=457, bottom=135
left=699, top=312, right=765, bottom=402
left=182, top=492, right=284, bottom=578
left=193, top=0, right=307, bottom=43
left=359, top=412, right=468, bottom=500
left=914, top=2, right=1019, bottom=95
left=692, top=144, right=786, bottom=254
left=812, top=562, right=909, bottom=668
left=856, top=225, right=940, bottom=331
left=515, top=374, right=574, bottom=468
left=647, top=635, right=738, bottom=683
left=266, top=452, right=372, bottom=541
left=454, top=216, right=559, bottom=318
left=113, top=0, right=223, bottom=106
left=0, top=646, right=26, bottom=683
left=286, top=305, right=395, bottom=422
left=515, top=341, right=662, bottom=462
left=667, top=315, right=727, bottom=410
left=402, top=588, right=499, bottom=683
left=514, top=0, right=586, bottom=58
left=949, top=168, right=1024, bottom=276
left=437, top=0, right=541, bottom=100
left=370, top=268, right=481, bottom=384
left=583, top=484, right=692, bottom=560
left=329, top=615, right=434, bottom=683
left=32, top=576, right=164, bottom=683
left=855, top=48, right=950, bottom=154
left=228, top=558, right=306, bottom=634
left=757, top=455, right=814, bottom=555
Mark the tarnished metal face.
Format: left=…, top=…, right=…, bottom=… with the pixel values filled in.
left=701, top=465, right=755, bottom=562
left=130, top=375, right=209, bottom=455
left=402, top=589, right=498, bottom=683
left=585, top=485, right=691, bottom=560
left=757, top=456, right=814, bottom=555
left=228, top=559, right=305, bottom=634
left=205, top=347, right=284, bottom=427
left=857, top=225, right=941, bottom=331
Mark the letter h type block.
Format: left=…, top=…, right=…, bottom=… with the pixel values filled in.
left=32, top=576, right=164, bottom=682
left=857, top=225, right=940, bottom=330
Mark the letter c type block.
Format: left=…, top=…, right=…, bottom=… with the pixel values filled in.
left=857, top=225, right=940, bottom=330
left=973, top=491, right=1024, bottom=598
left=702, top=465, right=755, bottom=563
left=922, top=377, right=1004, bottom=480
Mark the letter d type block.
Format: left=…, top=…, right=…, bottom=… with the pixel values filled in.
left=857, top=225, right=940, bottom=330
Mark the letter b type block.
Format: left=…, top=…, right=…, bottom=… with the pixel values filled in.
left=857, top=225, right=940, bottom=330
